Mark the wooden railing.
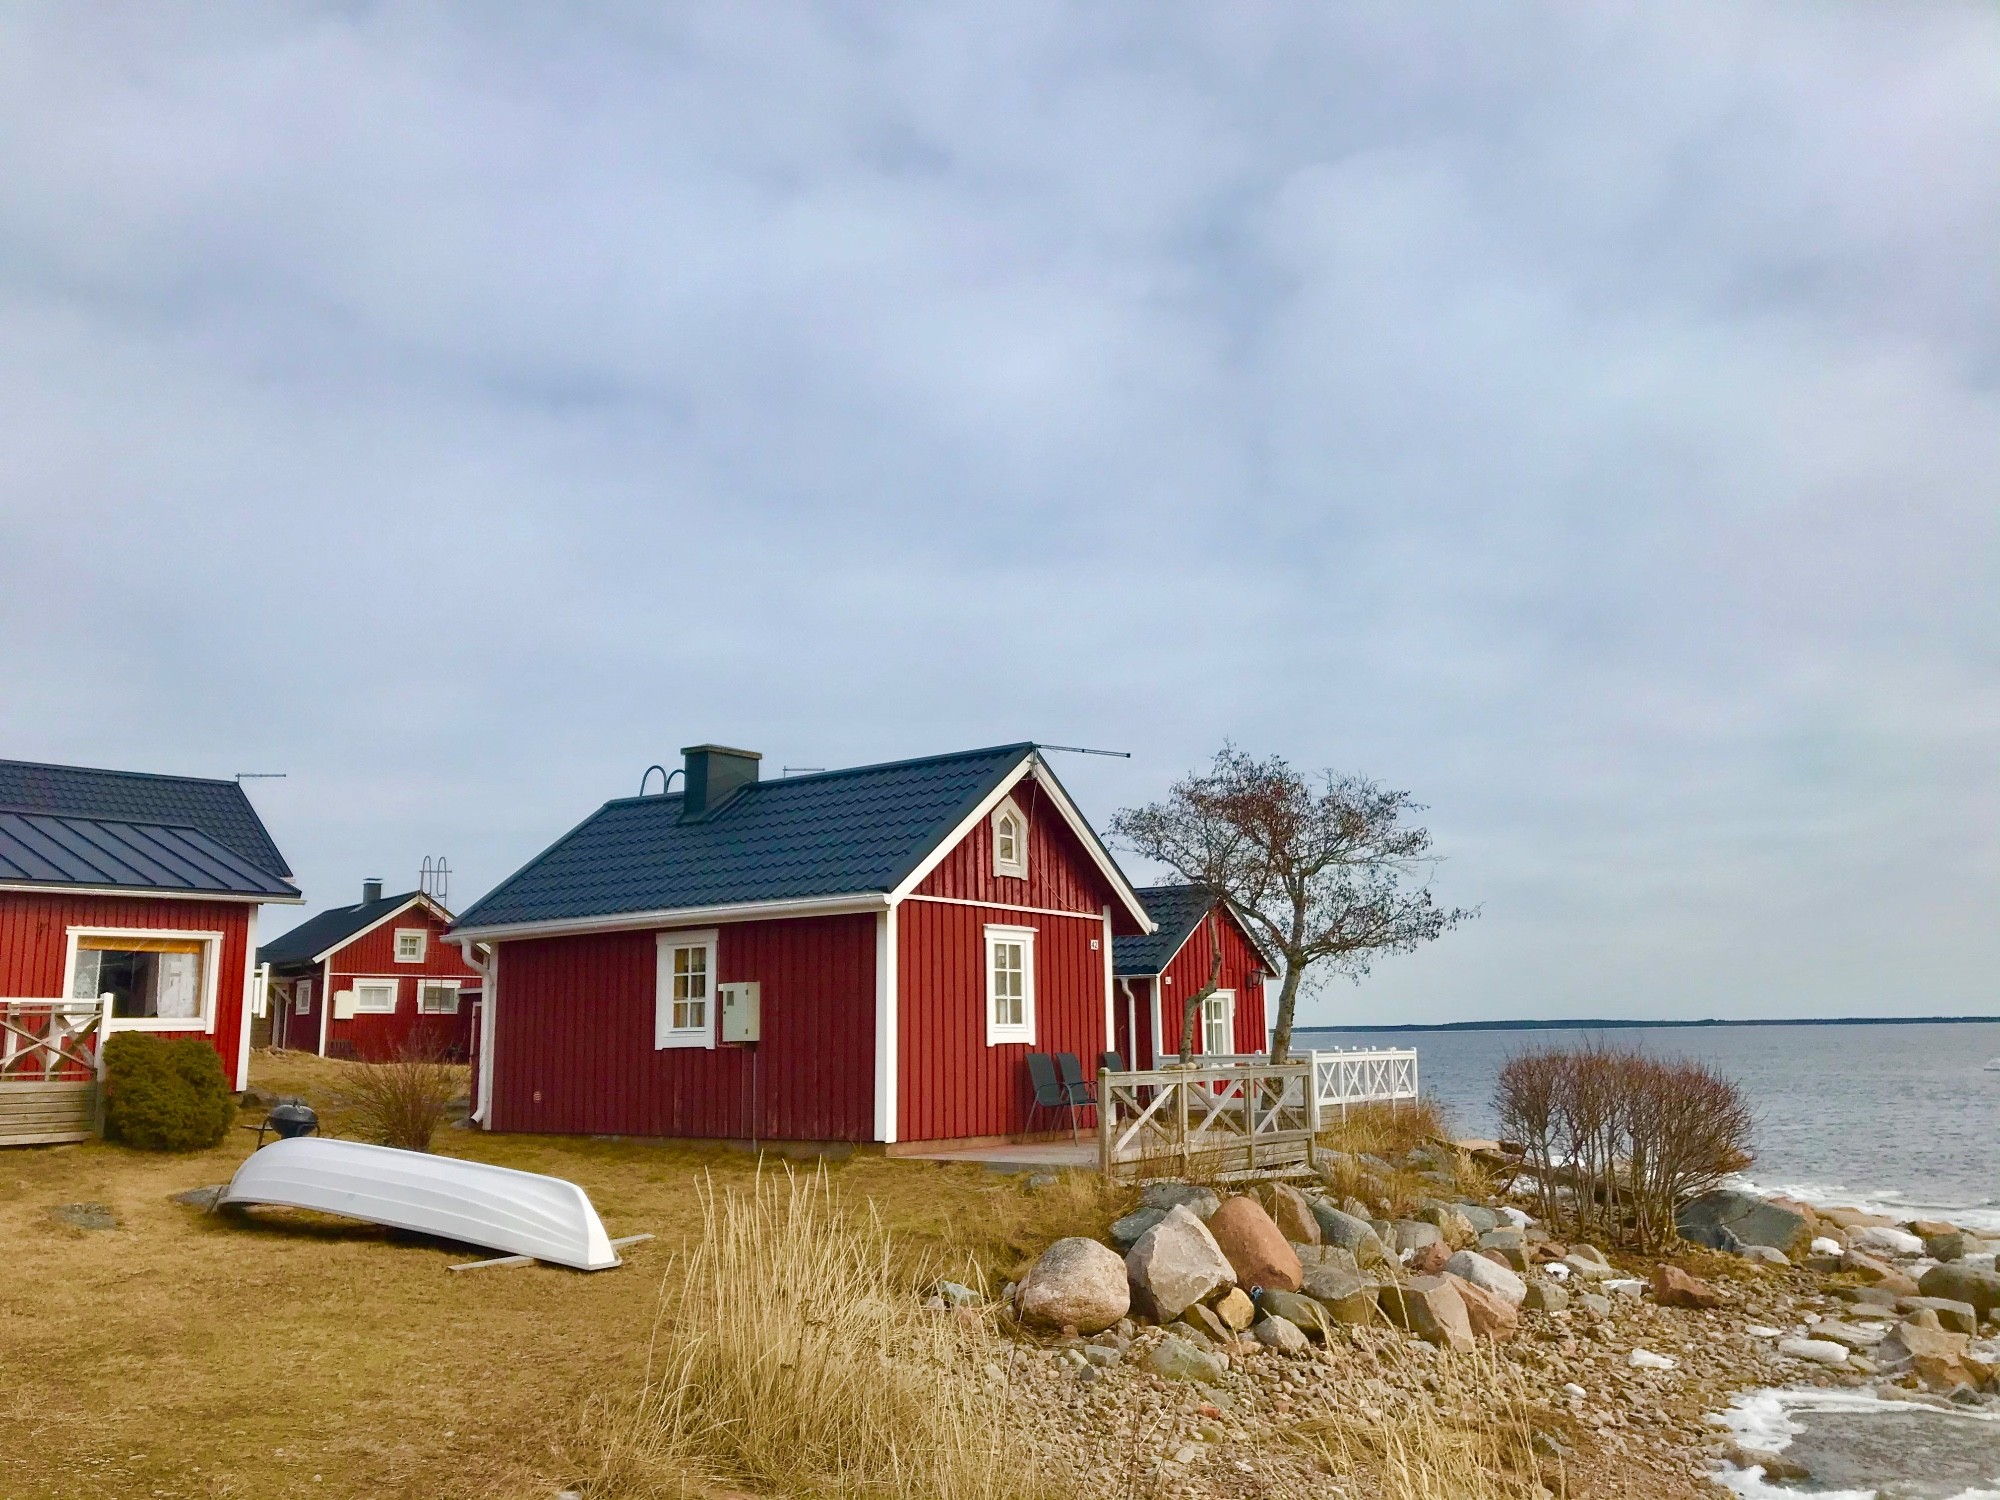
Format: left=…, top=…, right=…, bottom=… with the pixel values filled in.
left=0, top=996, right=113, bottom=1145
left=1097, top=1061, right=1315, bottom=1181
left=1165, top=1048, right=1420, bottom=1126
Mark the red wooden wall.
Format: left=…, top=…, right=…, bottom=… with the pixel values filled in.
left=0, top=890, right=254, bottom=1082
left=1152, top=905, right=1268, bottom=1060
left=322, top=903, right=481, bottom=1060
left=915, top=776, right=1144, bottom=931
left=488, top=913, right=876, bottom=1140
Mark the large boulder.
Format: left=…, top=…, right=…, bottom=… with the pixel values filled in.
left=1126, top=1204, right=1236, bottom=1322
left=1257, top=1289, right=1331, bottom=1338
left=1017, top=1237, right=1131, bottom=1332
left=1444, top=1273, right=1519, bottom=1341
left=1918, top=1262, right=2000, bottom=1319
left=1676, top=1190, right=1813, bottom=1259
left=1443, top=1250, right=1526, bottom=1308
left=1378, top=1275, right=1476, bottom=1353
left=1207, top=1196, right=1303, bottom=1292
left=1308, top=1201, right=1389, bottom=1268
left=1651, top=1265, right=1724, bottom=1310
left=1844, top=1252, right=1921, bottom=1296
left=1300, top=1265, right=1380, bottom=1325
left=1256, top=1182, right=1322, bottom=1245
left=1389, top=1220, right=1443, bottom=1257
left=1898, top=1296, right=1979, bottom=1336
left=1110, top=1206, right=1168, bottom=1248
left=1140, top=1182, right=1222, bottom=1220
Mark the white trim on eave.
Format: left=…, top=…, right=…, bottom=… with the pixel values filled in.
left=450, top=891, right=889, bottom=944
left=0, top=881, right=301, bottom=904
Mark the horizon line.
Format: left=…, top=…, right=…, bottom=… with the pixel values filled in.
left=1290, top=1014, right=2000, bottom=1034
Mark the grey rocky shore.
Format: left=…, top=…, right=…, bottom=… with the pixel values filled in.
left=922, top=1149, right=2000, bottom=1498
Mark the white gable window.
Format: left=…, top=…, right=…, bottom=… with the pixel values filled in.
left=984, top=924, right=1037, bottom=1045
left=655, top=929, right=719, bottom=1049
left=1202, top=989, right=1235, bottom=1056
left=294, top=979, right=313, bottom=1016
left=992, top=798, right=1028, bottom=879
left=417, top=979, right=462, bottom=1015
left=354, top=979, right=399, bottom=1013
left=394, top=928, right=428, bottom=963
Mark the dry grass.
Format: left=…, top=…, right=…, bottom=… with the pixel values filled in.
left=575, top=1167, right=1056, bottom=1500
left=1316, top=1098, right=1494, bottom=1214
left=0, top=1051, right=1124, bottom=1500
left=336, top=1038, right=465, bottom=1152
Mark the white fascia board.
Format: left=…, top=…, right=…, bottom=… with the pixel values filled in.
left=0, top=882, right=302, bottom=904
left=450, top=891, right=889, bottom=945
left=311, top=893, right=449, bottom=963
left=887, top=752, right=1156, bottom=933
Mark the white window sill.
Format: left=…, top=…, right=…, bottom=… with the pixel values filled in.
left=656, top=1031, right=714, bottom=1050
left=105, top=1015, right=215, bottom=1035
left=986, top=1028, right=1035, bottom=1047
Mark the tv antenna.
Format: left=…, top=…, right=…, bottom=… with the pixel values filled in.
left=1036, top=744, right=1131, bottom=758
left=235, top=772, right=288, bottom=780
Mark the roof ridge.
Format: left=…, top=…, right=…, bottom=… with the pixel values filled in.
left=0, top=758, right=242, bottom=789
left=597, top=741, right=1036, bottom=809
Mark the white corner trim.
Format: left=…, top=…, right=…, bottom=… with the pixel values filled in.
left=319, top=956, right=332, bottom=1056
left=235, top=906, right=259, bottom=1090
left=1150, top=977, right=1164, bottom=1068
left=1101, top=905, right=1115, bottom=1051
left=874, top=902, right=899, bottom=1143
left=61, top=925, right=227, bottom=1036
left=654, top=928, right=719, bottom=1049
left=474, top=942, right=498, bottom=1127
left=982, top=922, right=1037, bottom=1047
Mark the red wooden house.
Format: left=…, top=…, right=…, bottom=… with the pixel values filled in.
left=1112, top=885, right=1274, bottom=1067
left=448, top=743, right=1155, bottom=1147
left=259, top=881, right=482, bottom=1060
left=0, top=759, right=300, bottom=1122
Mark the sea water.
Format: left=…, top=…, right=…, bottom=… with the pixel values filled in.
left=1294, top=1019, right=2000, bottom=1494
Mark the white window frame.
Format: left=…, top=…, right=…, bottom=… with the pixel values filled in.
left=416, top=977, right=463, bottom=1015
left=393, top=928, right=429, bottom=963
left=991, top=797, right=1028, bottom=880
left=352, top=978, right=400, bottom=1014
left=294, top=978, right=313, bottom=1016
left=1202, top=988, right=1236, bottom=1056
left=62, top=927, right=225, bottom=1035
left=655, top=928, right=719, bottom=1050
left=983, top=924, right=1037, bottom=1046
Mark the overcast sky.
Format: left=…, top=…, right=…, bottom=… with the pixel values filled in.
left=2, top=4, right=1995, bottom=1025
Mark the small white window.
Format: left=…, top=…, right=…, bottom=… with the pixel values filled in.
left=655, top=929, right=719, bottom=1049
left=353, top=979, right=399, bottom=1013
left=417, top=979, right=462, bottom=1014
left=1203, top=989, right=1236, bottom=1056
left=992, top=797, right=1028, bottom=879
left=394, top=928, right=428, bottom=963
left=984, top=924, right=1037, bottom=1045
left=294, top=979, right=313, bottom=1016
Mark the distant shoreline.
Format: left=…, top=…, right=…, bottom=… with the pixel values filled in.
left=1293, top=1015, right=2000, bottom=1034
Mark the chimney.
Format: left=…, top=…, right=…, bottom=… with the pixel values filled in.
left=681, top=744, right=761, bottom=817
left=362, top=877, right=383, bottom=904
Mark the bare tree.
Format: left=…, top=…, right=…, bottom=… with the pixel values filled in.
left=1110, top=746, right=1472, bottom=1063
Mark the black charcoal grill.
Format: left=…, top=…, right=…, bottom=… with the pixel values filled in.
left=258, top=1098, right=320, bottom=1146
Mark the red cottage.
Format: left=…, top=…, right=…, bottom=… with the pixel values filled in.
left=448, top=743, right=1155, bottom=1148
left=0, top=759, right=300, bottom=1134
left=1111, top=886, right=1274, bottom=1066
left=258, top=881, right=483, bottom=1060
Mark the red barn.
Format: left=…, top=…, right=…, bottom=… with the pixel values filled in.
left=1112, top=885, right=1274, bottom=1066
left=0, top=759, right=300, bottom=1137
left=259, top=881, right=483, bottom=1061
left=448, top=743, right=1155, bottom=1148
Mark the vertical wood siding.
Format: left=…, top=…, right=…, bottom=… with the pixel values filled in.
left=322, top=904, right=482, bottom=1060
left=914, top=774, right=1142, bottom=931
left=897, top=899, right=1109, bottom=1143
left=0, top=891, right=254, bottom=1072
left=1153, top=906, right=1269, bottom=1061
left=490, top=913, right=875, bottom=1140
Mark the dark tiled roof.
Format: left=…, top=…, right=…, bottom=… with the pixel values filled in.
left=454, top=743, right=1041, bottom=931
left=259, top=890, right=439, bottom=967
left=0, top=811, right=300, bottom=899
left=0, top=759, right=291, bottom=877
left=1115, top=884, right=1229, bottom=975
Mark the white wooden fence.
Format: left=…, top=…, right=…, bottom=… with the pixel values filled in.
left=1098, top=1047, right=1420, bottom=1180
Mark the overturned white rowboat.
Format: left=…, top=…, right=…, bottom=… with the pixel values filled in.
left=219, top=1137, right=622, bottom=1271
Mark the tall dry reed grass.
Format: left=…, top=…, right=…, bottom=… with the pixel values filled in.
left=577, top=1165, right=1057, bottom=1500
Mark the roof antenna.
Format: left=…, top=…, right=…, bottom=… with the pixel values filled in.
left=639, top=764, right=685, bottom=796
left=235, top=772, right=288, bottom=780
left=782, top=766, right=826, bottom=776
left=1036, top=744, right=1132, bottom=758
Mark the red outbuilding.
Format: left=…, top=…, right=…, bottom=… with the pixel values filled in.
left=1111, top=885, right=1274, bottom=1067
left=448, top=743, right=1156, bottom=1148
left=0, top=759, right=300, bottom=1139
left=259, top=880, right=483, bottom=1061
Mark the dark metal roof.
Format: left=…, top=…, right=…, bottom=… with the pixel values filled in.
left=1114, top=884, right=1225, bottom=975
left=0, top=759, right=291, bottom=878
left=454, top=743, right=1044, bottom=931
left=0, top=811, right=300, bottom=899
left=259, top=890, right=437, bottom=968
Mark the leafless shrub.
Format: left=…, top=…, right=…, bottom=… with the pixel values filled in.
left=343, top=1035, right=464, bottom=1152
left=1495, top=1044, right=1753, bottom=1251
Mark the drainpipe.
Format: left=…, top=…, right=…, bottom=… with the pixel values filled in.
left=458, top=939, right=495, bottom=1127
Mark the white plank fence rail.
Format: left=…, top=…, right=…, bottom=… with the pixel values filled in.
left=0, top=996, right=113, bottom=1145
left=1097, top=1048, right=1419, bottom=1182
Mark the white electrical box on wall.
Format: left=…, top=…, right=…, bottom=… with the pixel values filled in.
left=332, top=989, right=358, bottom=1020
left=719, top=981, right=761, bottom=1043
